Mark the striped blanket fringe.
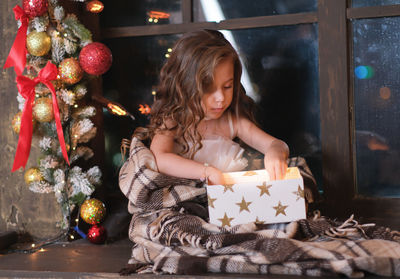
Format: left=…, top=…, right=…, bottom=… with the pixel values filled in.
left=119, top=137, right=400, bottom=277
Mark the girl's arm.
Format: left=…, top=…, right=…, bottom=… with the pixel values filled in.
left=150, top=132, right=224, bottom=185
left=236, top=116, right=289, bottom=180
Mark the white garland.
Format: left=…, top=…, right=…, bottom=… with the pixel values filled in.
left=51, top=36, right=65, bottom=64
left=54, top=6, right=65, bottom=21
left=32, top=16, right=49, bottom=32
left=39, top=137, right=52, bottom=151
left=17, top=0, right=101, bottom=233
left=29, top=181, right=54, bottom=194
left=17, top=93, right=25, bottom=111
left=74, top=84, right=87, bottom=99
left=54, top=169, right=65, bottom=185
left=68, top=166, right=94, bottom=196
left=54, top=169, right=66, bottom=203
left=72, top=106, right=96, bottom=118
left=59, top=88, right=75, bottom=105
left=39, top=155, right=58, bottom=169
left=87, top=166, right=102, bottom=185
left=75, top=118, right=94, bottom=136
left=64, top=38, right=78, bottom=55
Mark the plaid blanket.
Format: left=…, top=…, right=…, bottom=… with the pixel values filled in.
left=119, top=137, right=400, bottom=277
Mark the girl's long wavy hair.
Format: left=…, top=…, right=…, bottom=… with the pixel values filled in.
left=134, top=29, right=257, bottom=158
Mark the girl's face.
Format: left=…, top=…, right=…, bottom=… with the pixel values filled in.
left=201, top=58, right=234, bottom=120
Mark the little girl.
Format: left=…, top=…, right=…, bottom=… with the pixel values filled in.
left=135, top=30, right=289, bottom=185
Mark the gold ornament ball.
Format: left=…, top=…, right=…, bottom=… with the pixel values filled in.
left=59, top=58, right=84, bottom=85
left=26, top=31, right=51, bottom=57
left=80, top=198, right=106, bottom=225
left=12, top=111, right=37, bottom=133
left=33, top=97, right=54, bottom=122
left=24, top=167, right=44, bottom=184
left=12, top=112, right=22, bottom=133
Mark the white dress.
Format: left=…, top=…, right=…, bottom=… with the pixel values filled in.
left=174, top=112, right=248, bottom=172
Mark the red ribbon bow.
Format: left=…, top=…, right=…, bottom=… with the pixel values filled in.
left=3, top=5, right=29, bottom=76
left=12, top=61, right=70, bottom=172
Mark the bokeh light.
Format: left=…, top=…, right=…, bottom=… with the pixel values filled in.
left=112, top=152, right=122, bottom=167
left=379, top=86, right=391, bottom=100
left=355, top=65, right=374, bottom=79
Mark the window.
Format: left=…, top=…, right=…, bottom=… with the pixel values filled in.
left=100, top=0, right=321, bottom=190
left=102, top=34, right=179, bottom=184
left=99, top=0, right=400, bottom=228
left=352, top=17, right=400, bottom=197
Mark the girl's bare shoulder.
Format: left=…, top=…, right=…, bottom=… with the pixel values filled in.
left=234, top=112, right=256, bottom=134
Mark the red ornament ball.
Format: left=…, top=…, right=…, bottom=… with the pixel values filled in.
left=23, top=0, right=48, bottom=18
left=87, top=224, right=107, bottom=244
left=79, top=42, right=112, bottom=75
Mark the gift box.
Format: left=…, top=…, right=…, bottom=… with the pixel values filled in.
left=206, top=167, right=306, bottom=227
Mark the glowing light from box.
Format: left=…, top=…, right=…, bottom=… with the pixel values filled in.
left=199, top=0, right=258, bottom=102
left=355, top=65, right=374, bottom=79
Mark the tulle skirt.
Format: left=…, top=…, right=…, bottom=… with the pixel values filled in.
left=191, top=135, right=248, bottom=172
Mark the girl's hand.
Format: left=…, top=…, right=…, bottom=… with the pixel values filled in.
left=264, top=140, right=288, bottom=180
left=206, top=166, right=224, bottom=185
left=264, top=152, right=287, bottom=181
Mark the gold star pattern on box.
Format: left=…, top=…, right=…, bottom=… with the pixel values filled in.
left=218, top=212, right=234, bottom=227
left=293, top=185, right=304, bottom=201
left=206, top=167, right=306, bottom=227
left=257, top=182, right=272, bottom=197
left=222, top=184, right=234, bottom=193
left=236, top=196, right=252, bottom=213
left=273, top=201, right=288, bottom=216
left=208, top=195, right=217, bottom=208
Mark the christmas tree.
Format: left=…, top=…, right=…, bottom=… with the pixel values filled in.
left=5, top=0, right=111, bottom=235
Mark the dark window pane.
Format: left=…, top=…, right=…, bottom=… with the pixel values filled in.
left=102, top=25, right=321, bottom=190
left=352, top=17, right=400, bottom=197
left=352, top=0, right=400, bottom=7
left=102, top=34, right=180, bottom=188
left=100, top=0, right=182, bottom=28
left=227, top=25, right=321, bottom=187
left=193, top=0, right=316, bottom=21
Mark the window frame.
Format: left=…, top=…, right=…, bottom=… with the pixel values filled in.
left=100, top=0, right=400, bottom=228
